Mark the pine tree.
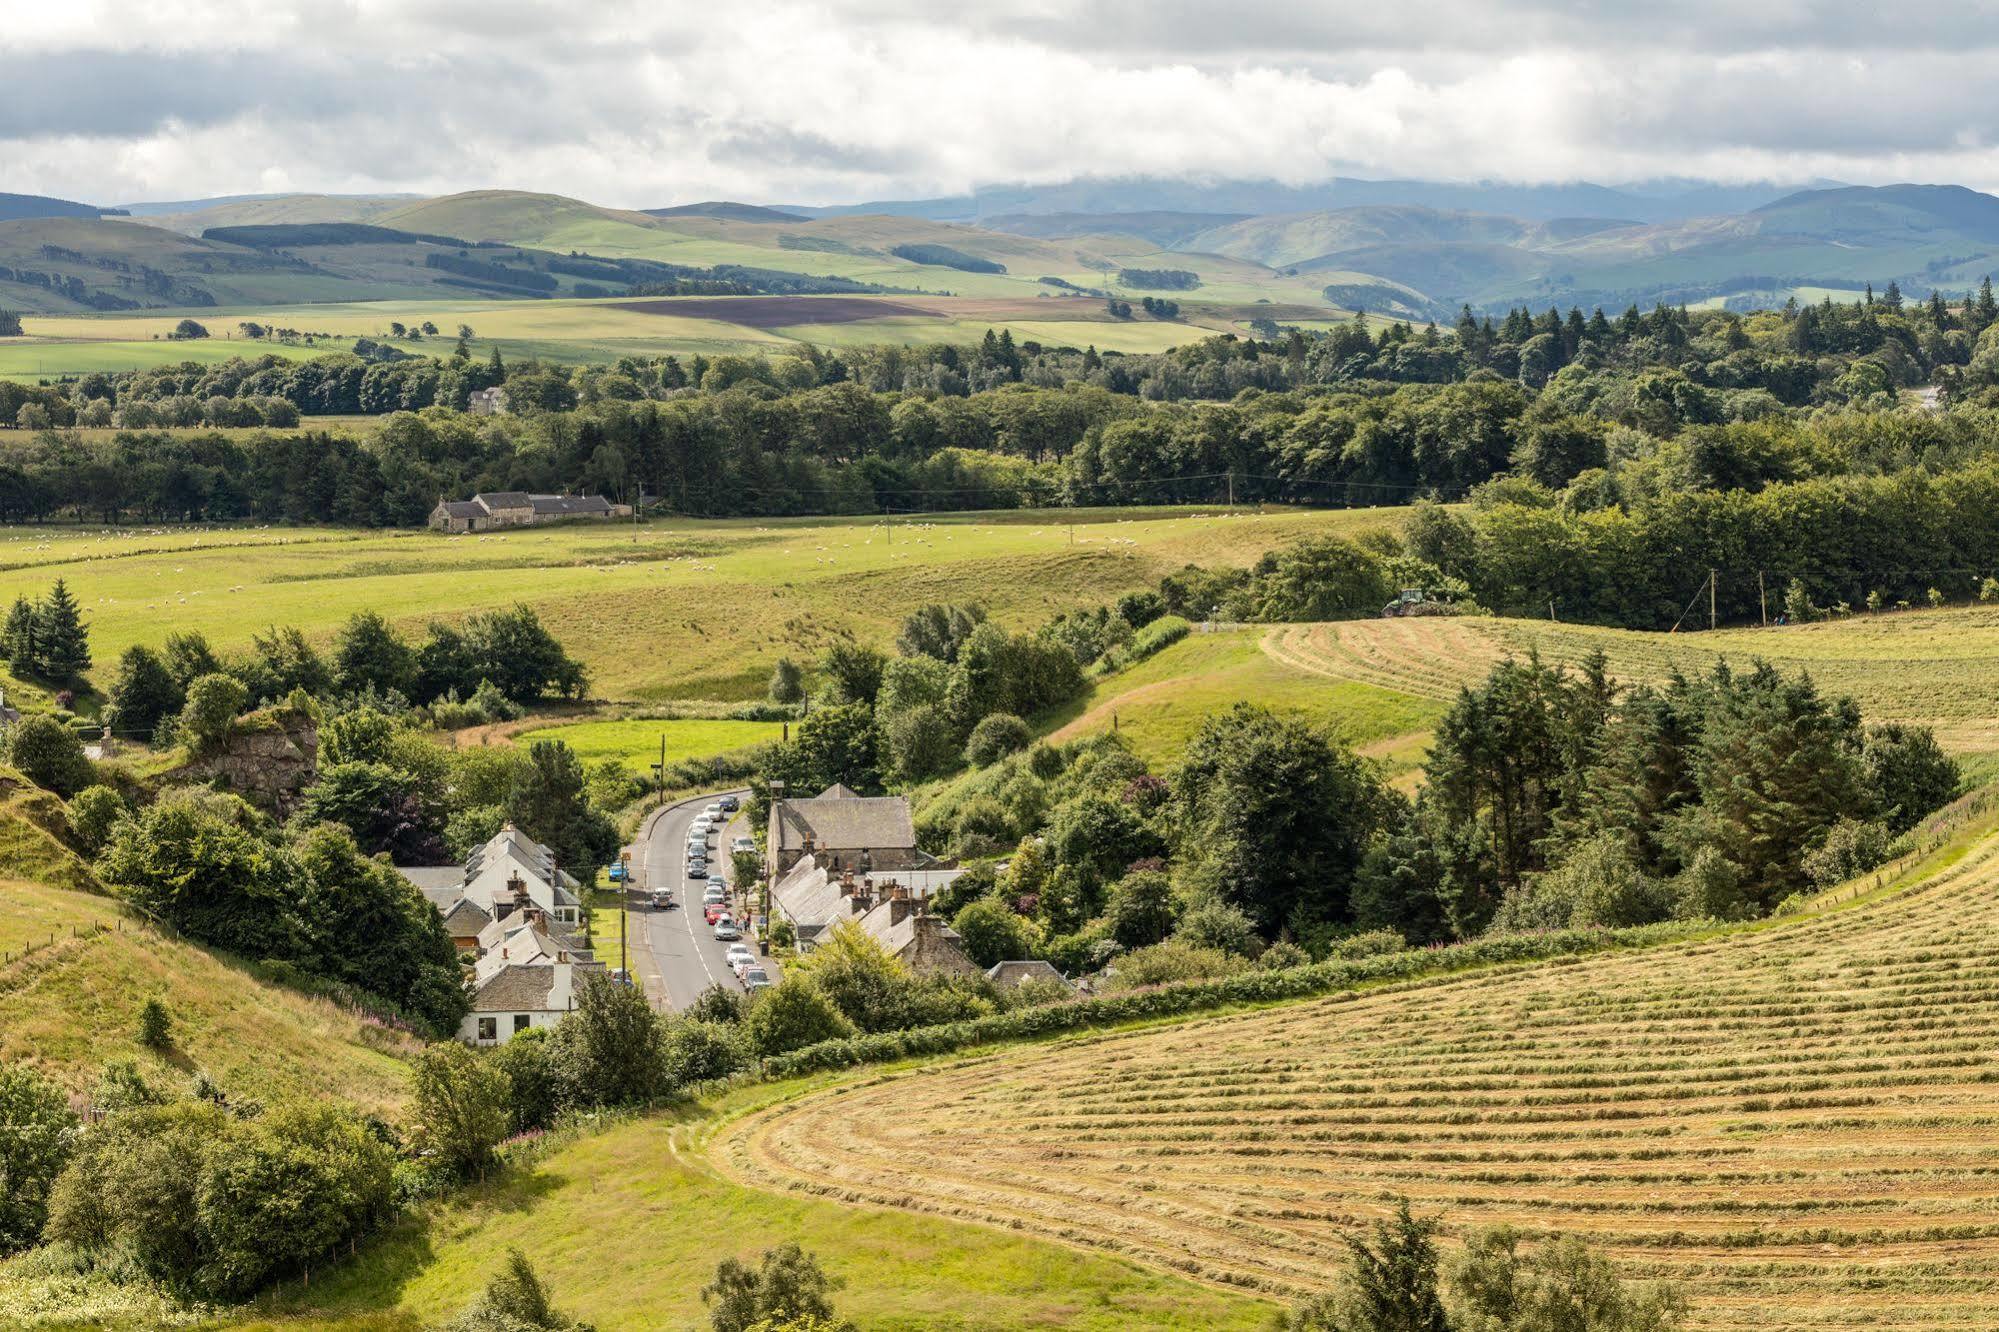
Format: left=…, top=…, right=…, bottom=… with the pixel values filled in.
left=1929, top=289, right=1950, bottom=327
left=0, top=596, right=37, bottom=672
left=1977, top=276, right=1997, bottom=328
left=1883, top=279, right=1903, bottom=311
left=34, top=580, right=91, bottom=684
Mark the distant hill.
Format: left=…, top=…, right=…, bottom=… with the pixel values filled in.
left=644, top=200, right=806, bottom=223
left=0, top=191, right=120, bottom=223
left=986, top=211, right=1251, bottom=247
left=130, top=192, right=416, bottom=236
left=785, top=175, right=1826, bottom=225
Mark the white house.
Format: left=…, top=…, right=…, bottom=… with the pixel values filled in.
left=399, top=823, right=583, bottom=933
left=770, top=854, right=976, bottom=976
left=456, top=912, right=601, bottom=1045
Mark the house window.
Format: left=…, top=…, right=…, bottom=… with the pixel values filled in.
left=477, top=1017, right=496, bottom=1042
left=513, top=1014, right=531, bottom=1033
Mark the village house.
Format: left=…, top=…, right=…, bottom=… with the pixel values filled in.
left=399, top=825, right=604, bottom=1044
left=428, top=490, right=631, bottom=533
left=766, top=782, right=935, bottom=876
left=458, top=910, right=603, bottom=1045
left=770, top=854, right=979, bottom=975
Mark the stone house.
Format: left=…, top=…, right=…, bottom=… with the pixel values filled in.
left=458, top=910, right=602, bottom=1045
left=766, top=784, right=932, bottom=877
left=428, top=491, right=629, bottom=533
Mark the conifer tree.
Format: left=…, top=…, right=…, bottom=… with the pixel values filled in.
left=32, top=581, right=90, bottom=684
left=0, top=596, right=37, bottom=673
left=1977, top=276, right=1997, bottom=328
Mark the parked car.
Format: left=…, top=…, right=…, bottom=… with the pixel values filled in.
left=703, top=884, right=726, bottom=903
left=741, top=967, right=772, bottom=991
left=703, top=803, right=724, bottom=819
left=713, top=919, right=741, bottom=941
left=724, top=943, right=756, bottom=970
left=719, top=794, right=740, bottom=812
left=686, top=863, right=709, bottom=880
left=731, top=836, right=757, bottom=855
left=608, top=968, right=631, bottom=986
left=607, top=863, right=627, bottom=882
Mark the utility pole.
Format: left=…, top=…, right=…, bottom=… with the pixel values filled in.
left=1549, top=599, right=1557, bottom=622
left=1709, top=569, right=1718, bottom=631
left=1759, top=570, right=1768, bottom=626
left=1226, top=471, right=1235, bottom=510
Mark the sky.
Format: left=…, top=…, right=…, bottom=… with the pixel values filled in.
left=5, top=0, right=1998, bottom=208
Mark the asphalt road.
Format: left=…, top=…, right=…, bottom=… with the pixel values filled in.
left=627, top=788, right=765, bottom=1012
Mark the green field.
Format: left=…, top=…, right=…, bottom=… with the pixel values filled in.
left=1048, top=628, right=1444, bottom=781
left=0, top=507, right=1396, bottom=703
left=229, top=1089, right=1277, bottom=1332
left=0, top=335, right=344, bottom=379
left=513, top=717, right=785, bottom=767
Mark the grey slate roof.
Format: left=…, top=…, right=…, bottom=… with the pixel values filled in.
left=470, top=966, right=555, bottom=1012
left=530, top=494, right=614, bottom=516
left=400, top=866, right=469, bottom=897
left=818, top=782, right=861, bottom=799
left=987, top=960, right=1071, bottom=990
left=475, top=491, right=534, bottom=510
left=772, top=795, right=916, bottom=855
left=438, top=500, right=485, bottom=519
left=441, top=898, right=492, bottom=936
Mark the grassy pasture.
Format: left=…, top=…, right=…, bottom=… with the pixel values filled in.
left=0, top=878, right=420, bottom=1114
left=0, top=507, right=1395, bottom=703
left=714, top=810, right=1999, bottom=1331
left=0, top=336, right=343, bottom=379
left=512, top=717, right=785, bottom=768
left=1047, top=628, right=1443, bottom=782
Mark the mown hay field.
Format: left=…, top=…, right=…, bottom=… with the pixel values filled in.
left=1266, top=608, right=1999, bottom=758
left=715, top=817, right=1999, bottom=1331
left=0, top=507, right=1394, bottom=702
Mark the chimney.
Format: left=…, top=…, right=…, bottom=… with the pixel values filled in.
left=887, top=897, right=914, bottom=926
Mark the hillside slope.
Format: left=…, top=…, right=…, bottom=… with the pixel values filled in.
left=715, top=808, right=1999, bottom=1330
left=0, top=770, right=418, bottom=1114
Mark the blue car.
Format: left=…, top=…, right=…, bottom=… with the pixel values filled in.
left=607, top=863, right=628, bottom=883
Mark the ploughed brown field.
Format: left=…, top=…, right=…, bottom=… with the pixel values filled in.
left=714, top=823, right=1999, bottom=1331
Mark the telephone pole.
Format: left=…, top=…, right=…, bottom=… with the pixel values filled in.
left=1758, top=570, right=1768, bottom=626
left=1709, top=569, right=1718, bottom=631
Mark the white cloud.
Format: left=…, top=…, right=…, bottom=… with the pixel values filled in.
left=8, top=1, right=1999, bottom=204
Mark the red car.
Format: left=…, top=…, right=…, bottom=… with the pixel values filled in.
left=704, top=903, right=731, bottom=925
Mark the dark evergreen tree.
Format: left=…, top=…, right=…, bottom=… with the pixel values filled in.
left=33, top=579, right=90, bottom=684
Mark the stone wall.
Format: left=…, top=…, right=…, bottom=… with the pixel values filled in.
left=179, top=711, right=318, bottom=814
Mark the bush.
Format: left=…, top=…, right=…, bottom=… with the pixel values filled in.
left=704, top=1243, right=847, bottom=1332
left=137, top=998, right=173, bottom=1050
left=0, top=1065, right=76, bottom=1254
left=46, top=1100, right=395, bottom=1300
left=745, top=981, right=856, bottom=1056
left=6, top=714, right=94, bottom=796
left=1802, top=817, right=1892, bottom=888
left=964, top=713, right=1032, bottom=767
left=1103, top=940, right=1248, bottom=991
left=951, top=896, right=1042, bottom=969
left=1174, top=895, right=1261, bottom=957
left=410, top=1042, right=512, bottom=1179
left=446, top=1247, right=594, bottom=1331
left=65, top=783, right=125, bottom=853
left=178, top=672, right=248, bottom=751
left=664, top=1017, right=751, bottom=1087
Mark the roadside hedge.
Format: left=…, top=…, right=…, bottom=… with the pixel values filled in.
left=758, top=918, right=1704, bottom=1079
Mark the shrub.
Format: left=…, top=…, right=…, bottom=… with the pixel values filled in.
left=45, top=1100, right=394, bottom=1300
left=65, top=783, right=126, bottom=853
left=703, top=1243, right=846, bottom=1332
left=137, top=998, right=173, bottom=1050
left=951, top=896, right=1042, bottom=969
left=1982, top=576, right=1999, bottom=604
left=664, top=1017, right=751, bottom=1088
left=178, top=672, right=249, bottom=751
left=767, top=657, right=805, bottom=705
left=1174, top=895, right=1261, bottom=957
left=745, top=981, right=856, bottom=1056
left=1670, top=846, right=1753, bottom=921
left=0, top=1065, right=76, bottom=1254
left=964, top=713, right=1032, bottom=767
left=6, top=714, right=94, bottom=796
left=1258, top=941, right=1310, bottom=970
left=1802, top=817, right=1892, bottom=888
left=410, top=1041, right=512, bottom=1179
left=1320, top=929, right=1408, bottom=961
left=446, top=1247, right=593, bottom=1331
left=1103, top=940, right=1248, bottom=991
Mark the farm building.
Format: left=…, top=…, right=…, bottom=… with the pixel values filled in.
left=428, top=490, right=630, bottom=533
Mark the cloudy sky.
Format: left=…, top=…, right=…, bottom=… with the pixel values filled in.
left=5, top=0, right=1996, bottom=207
